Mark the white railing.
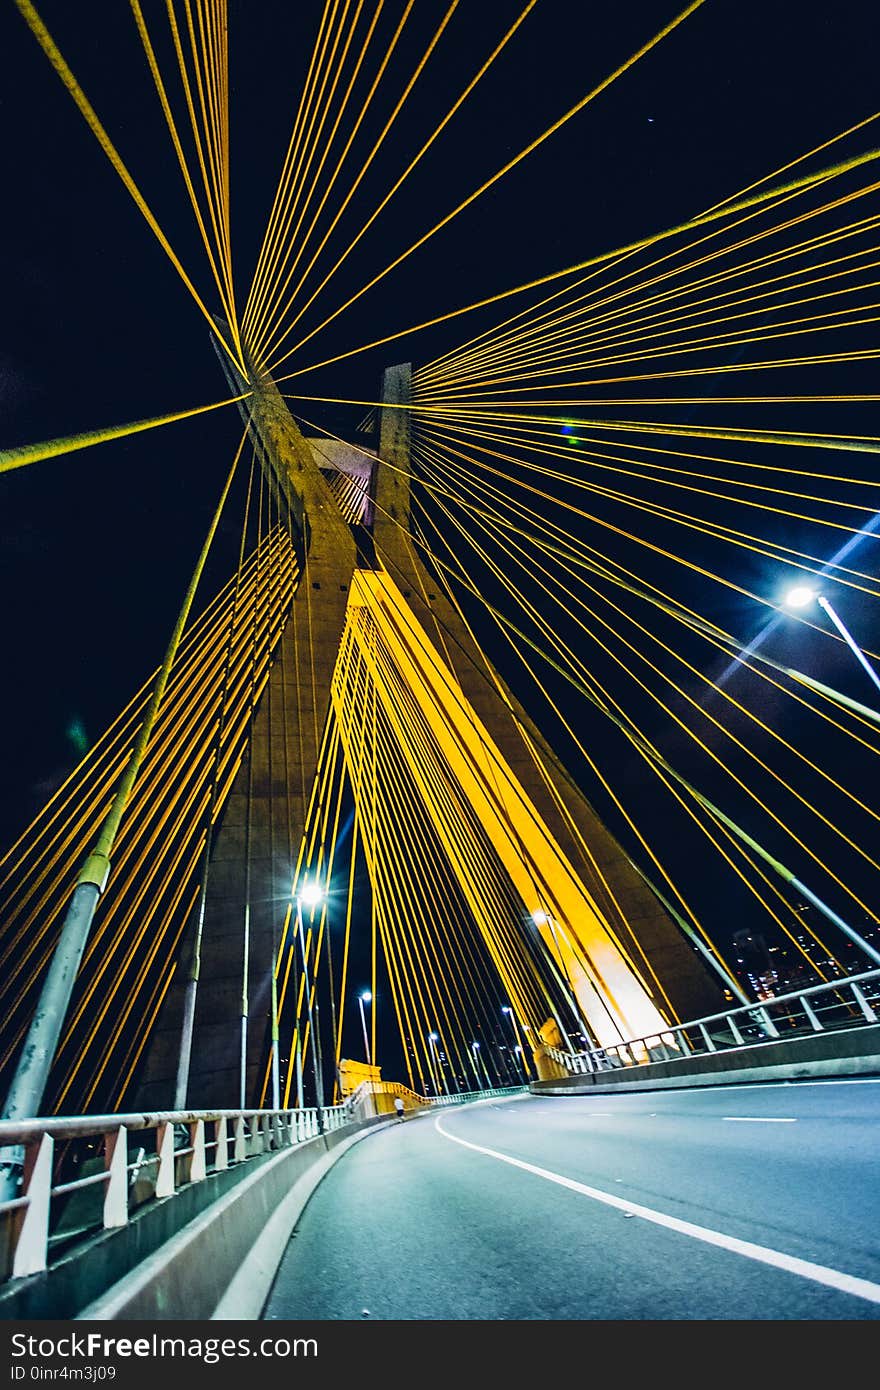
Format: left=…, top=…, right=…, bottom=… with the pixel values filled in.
left=0, top=1079, right=523, bottom=1283
left=544, top=968, right=880, bottom=1078
left=429, top=1085, right=526, bottom=1107
left=0, top=1100, right=352, bottom=1282
left=351, top=1079, right=525, bottom=1110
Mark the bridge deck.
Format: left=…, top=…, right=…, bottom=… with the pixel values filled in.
left=263, top=1086, right=880, bottom=1320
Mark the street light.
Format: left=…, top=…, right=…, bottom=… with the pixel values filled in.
left=295, top=880, right=325, bottom=1130
left=530, top=907, right=587, bottom=1052
left=784, top=586, right=880, bottom=701
left=501, top=1006, right=528, bottom=1081
left=357, top=990, right=372, bottom=1066
left=427, top=1031, right=443, bottom=1096
left=469, top=1040, right=487, bottom=1091
left=784, top=585, right=816, bottom=610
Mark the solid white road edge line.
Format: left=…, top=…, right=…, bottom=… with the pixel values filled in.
left=432, top=1114, right=880, bottom=1306
left=722, top=1117, right=797, bottom=1123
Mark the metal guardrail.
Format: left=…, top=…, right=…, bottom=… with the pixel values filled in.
left=543, top=969, right=880, bottom=1077
left=429, top=1086, right=526, bottom=1107
left=0, top=1080, right=521, bottom=1282
left=0, top=1102, right=350, bottom=1282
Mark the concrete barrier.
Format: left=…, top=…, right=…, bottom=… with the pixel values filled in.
left=0, top=1112, right=393, bottom=1322
left=75, top=1114, right=393, bottom=1321
left=530, top=1023, right=880, bottom=1096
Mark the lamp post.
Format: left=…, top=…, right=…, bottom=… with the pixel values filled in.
left=357, top=990, right=372, bottom=1066
left=295, top=881, right=325, bottom=1131
left=785, top=586, right=880, bottom=702
left=471, top=1041, right=491, bottom=1090
left=502, top=1006, right=528, bottom=1081
left=531, top=908, right=588, bottom=1052
left=426, top=1031, right=443, bottom=1096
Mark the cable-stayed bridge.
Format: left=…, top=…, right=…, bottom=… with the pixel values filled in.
left=1, top=0, right=879, bottom=1322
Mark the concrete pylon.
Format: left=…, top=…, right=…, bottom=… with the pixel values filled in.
left=135, top=369, right=358, bottom=1110
left=136, top=356, right=721, bottom=1111
left=371, top=364, right=722, bottom=1028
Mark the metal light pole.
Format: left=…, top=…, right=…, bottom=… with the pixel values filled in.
left=357, top=990, right=372, bottom=1065
left=269, top=932, right=282, bottom=1112
left=502, top=1006, right=528, bottom=1081
left=296, top=883, right=325, bottom=1130
left=818, top=595, right=880, bottom=701
left=293, top=1026, right=304, bottom=1111
left=471, top=1041, right=491, bottom=1090
left=426, top=1032, right=442, bottom=1095
left=785, top=585, right=880, bottom=702
left=531, top=908, right=588, bottom=1052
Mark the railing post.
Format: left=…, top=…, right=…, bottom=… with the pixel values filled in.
left=754, top=1007, right=779, bottom=1038
left=698, top=1023, right=717, bottom=1053
left=250, top=1116, right=263, bottom=1155
left=728, top=1017, right=744, bottom=1045
left=850, top=982, right=878, bottom=1023
left=12, top=1132, right=53, bottom=1277
left=188, top=1120, right=206, bottom=1183
left=233, top=1116, right=247, bottom=1163
left=155, top=1123, right=175, bottom=1199
left=103, top=1127, right=128, bottom=1229
left=214, top=1118, right=228, bottom=1171
left=800, top=994, right=823, bottom=1032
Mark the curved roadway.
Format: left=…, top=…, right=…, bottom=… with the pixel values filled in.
left=263, top=1080, right=880, bottom=1320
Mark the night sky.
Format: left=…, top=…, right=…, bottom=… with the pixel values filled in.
left=1, top=0, right=879, bottom=1067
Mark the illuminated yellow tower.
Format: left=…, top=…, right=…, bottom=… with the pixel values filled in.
left=136, top=354, right=721, bottom=1109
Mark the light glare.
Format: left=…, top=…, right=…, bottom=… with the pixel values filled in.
left=298, top=880, right=323, bottom=909
left=784, top=585, right=817, bottom=609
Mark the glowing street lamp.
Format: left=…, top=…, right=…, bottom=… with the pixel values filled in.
left=783, top=585, right=817, bottom=610
left=295, top=881, right=325, bottom=1130
left=530, top=908, right=586, bottom=1052
left=357, top=990, right=372, bottom=1066
left=470, top=1041, right=490, bottom=1090
left=426, top=1031, right=443, bottom=1096
left=784, top=586, right=880, bottom=702
left=501, top=1006, right=528, bottom=1081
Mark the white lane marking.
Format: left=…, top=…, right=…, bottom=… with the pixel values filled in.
left=433, top=1115, right=880, bottom=1307
left=723, top=1117, right=796, bottom=1123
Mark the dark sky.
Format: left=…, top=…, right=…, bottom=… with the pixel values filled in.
left=1, top=0, right=879, bottom=1021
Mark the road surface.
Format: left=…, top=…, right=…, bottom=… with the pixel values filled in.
left=263, top=1080, right=880, bottom=1319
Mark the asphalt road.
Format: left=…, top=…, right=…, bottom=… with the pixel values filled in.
left=263, top=1080, right=880, bottom=1320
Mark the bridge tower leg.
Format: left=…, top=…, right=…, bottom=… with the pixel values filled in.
left=136, top=355, right=721, bottom=1109
left=135, top=372, right=357, bottom=1111
left=366, top=364, right=722, bottom=1038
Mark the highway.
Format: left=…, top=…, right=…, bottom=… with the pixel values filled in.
left=263, top=1080, right=880, bottom=1320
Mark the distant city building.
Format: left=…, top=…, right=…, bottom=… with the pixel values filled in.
left=733, top=929, right=778, bottom=999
